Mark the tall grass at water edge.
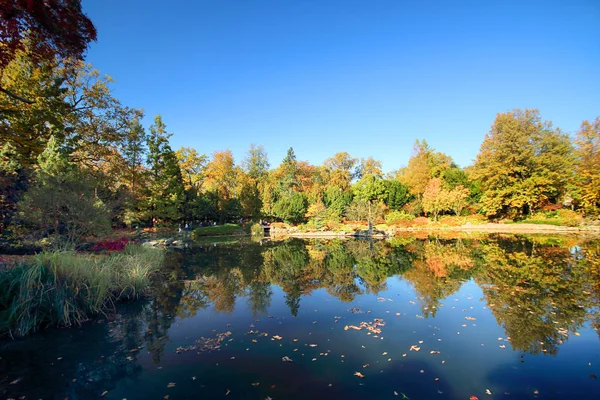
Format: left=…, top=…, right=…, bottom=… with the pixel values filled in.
left=0, top=244, right=164, bottom=337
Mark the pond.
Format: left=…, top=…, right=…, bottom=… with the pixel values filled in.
left=1, top=234, right=599, bottom=400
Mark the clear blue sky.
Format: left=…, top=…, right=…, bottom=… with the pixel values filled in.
left=81, top=0, right=599, bottom=172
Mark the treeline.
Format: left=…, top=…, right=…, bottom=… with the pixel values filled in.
left=1, top=44, right=599, bottom=244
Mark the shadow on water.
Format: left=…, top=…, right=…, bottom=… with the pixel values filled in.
left=1, top=234, right=599, bottom=399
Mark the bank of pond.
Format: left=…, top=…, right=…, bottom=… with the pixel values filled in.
left=1, top=234, right=599, bottom=399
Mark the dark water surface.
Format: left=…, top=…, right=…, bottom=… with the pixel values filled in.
left=1, top=234, right=600, bottom=400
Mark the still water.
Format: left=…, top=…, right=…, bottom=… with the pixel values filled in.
left=1, top=234, right=599, bottom=400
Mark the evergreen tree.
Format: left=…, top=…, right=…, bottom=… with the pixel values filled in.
left=143, top=115, right=185, bottom=225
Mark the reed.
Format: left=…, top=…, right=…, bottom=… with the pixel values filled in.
left=0, top=244, right=164, bottom=337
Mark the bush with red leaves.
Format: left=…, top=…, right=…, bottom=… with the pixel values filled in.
left=89, top=237, right=130, bottom=252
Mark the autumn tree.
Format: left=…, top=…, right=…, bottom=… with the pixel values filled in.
left=0, top=0, right=96, bottom=102
left=175, top=147, right=207, bottom=192
left=0, top=46, right=68, bottom=162
left=573, top=117, right=600, bottom=215
left=356, top=156, right=383, bottom=179
left=472, top=109, right=574, bottom=218
left=323, top=151, right=357, bottom=190
left=242, top=144, right=269, bottom=180
left=421, top=178, right=445, bottom=220
left=399, top=139, right=454, bottom=198
left=204, top=150, right=239, bottom=222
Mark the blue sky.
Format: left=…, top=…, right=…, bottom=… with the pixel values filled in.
left=81, top=0, right=599, bottom=172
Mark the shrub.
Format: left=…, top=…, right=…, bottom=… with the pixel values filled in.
left=250, top=222, right=264, bottom=236
left=385, top=210, right=415, bottom=225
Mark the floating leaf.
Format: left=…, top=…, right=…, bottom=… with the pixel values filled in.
left=354, top=371, right=365, bottom=378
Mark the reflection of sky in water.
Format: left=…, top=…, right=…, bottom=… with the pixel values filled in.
left=1, top=237, right=599, bottom=400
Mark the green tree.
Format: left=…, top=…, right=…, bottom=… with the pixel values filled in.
left=472, top=109, right=574, bottom=217
left=143, top=116, right=185, bottom=225
left=383, top=180, right=411, bottom=211
left=279, top=147, right=299, bottom=194
left=0, top=142, right=28, bottom=231
left=273, top=192, right=307, bottom=224
left=18, top=136, right=110, bottom=244
left=352, top=174, right=387, bottom=232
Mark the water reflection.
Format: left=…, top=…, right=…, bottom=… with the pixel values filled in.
left=2, top=235, right=599, bottom=399
left=156, top=235, right=599, bottom=359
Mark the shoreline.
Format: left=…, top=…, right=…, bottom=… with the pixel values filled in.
left=273, top=223, right=600, bottom=238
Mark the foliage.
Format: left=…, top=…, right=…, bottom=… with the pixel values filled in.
left=273, top=192, right=307, bottom=224
left=0, top=244, right=164, bottom=337
left=384, top=179, right=412, bottom=210
left=398, top=139, right=455, bottom=198
left=142, top=116, right=185, bottom=225
left=243, top=144, right=270, bottom=180
left=385, top=210, right=415, bottom=224
left=0, top=0, right=96, bottom=72
left=250, top=222, right=264, bottom=236
left=17, top=137, right=111, bottom=245
left=472, top=109, right=574, bottom=218
left=345, top=198, right=384, bottom=223
left=573, top=117, right=600, bottom=215
left=516, top=209, right=583, bottom=227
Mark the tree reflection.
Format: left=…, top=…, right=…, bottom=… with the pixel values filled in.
left=477, top=235, right=597, bottom=355
left=133, top=235, right=600, bottom=360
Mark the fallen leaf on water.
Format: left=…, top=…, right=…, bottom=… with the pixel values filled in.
left=354, top=371, right=365, bottom=378
left=533, top=389, right=539, bottom=394
left=382, top=352, right=388, bottom=355
left=282, top=356, right=293, bottom=362
left=272, top=335, right=282, bottom=340
left=409, top=345, right=420, bottom=352
left=251, top=382, right=260, bottom=386
left=164, top=396, right=169, bottom=400
left=309, top=344, right=318, bottom=347
left=312, top=358, right=317, bottom=361
left=574, top=332, right=581, bottom=336
left=394, top=391, right=399, bottom=396
left=9, top=378, right=22, bottom=385
left=226, top=389, right=231, bottom=395
left=101, top=391, right=108, bottom=396
left=167, top=382, right=176, bottom=388
left=430, top=351, right=440, bottom=354
left=465, top=317, right=476, bottom=321
left=486, top=389, right=492, bottom=395
left=470, top=397, right=479, bottom=400
left=499, top=345, right=506, bottom=349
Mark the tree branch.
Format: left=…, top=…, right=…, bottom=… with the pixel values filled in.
left=0, top=86, right=34, bottom=104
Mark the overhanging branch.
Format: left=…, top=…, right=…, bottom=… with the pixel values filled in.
left=0, top=86, right=34, bottom=104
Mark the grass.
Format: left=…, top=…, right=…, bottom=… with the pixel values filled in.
left=0, top=244, right=164, bottom=337
left=190, top=223, right=246, bottom=238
